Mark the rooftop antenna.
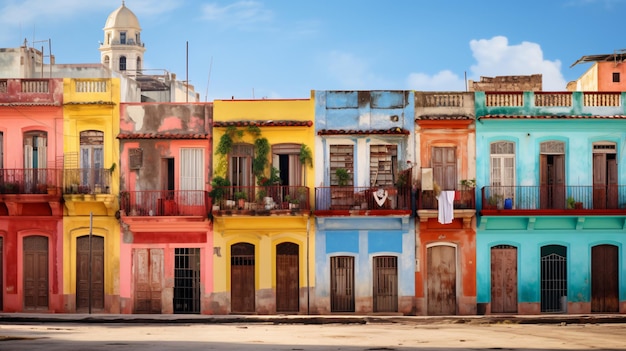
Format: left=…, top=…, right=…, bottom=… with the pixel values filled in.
left=205, top=56, right=213, bottom=102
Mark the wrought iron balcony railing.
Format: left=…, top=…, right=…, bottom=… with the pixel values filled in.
left=417, top=188, right=476, bottom=210
left=120, top=190, right=208, bottom=217
left=64, top=168, right=112, bottom=195
left=210, top=186, right=310, bottom=213
left=481, top=185, right=626, bottom=212
left=315, top=186, right=411, bottom=212
left=0, top=168, right=61, bottom=194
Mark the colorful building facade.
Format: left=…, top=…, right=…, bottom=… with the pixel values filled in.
left=210, top=97, right=316, bottom=314
left=312, top=90, right=416, bottom=314
left=118, top=102, right=212, bottom=314
left=0, top=78, right=65, bottom=312
left=476, top=91, right=626, bottom=314
left=414, top=92, right=477, bottom=315
left=62, top=78, right=121, bottom=313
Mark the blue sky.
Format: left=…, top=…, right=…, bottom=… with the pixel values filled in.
left=0, top=0, right=624, bottom=101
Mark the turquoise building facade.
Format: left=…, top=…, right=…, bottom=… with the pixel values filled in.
left=475, top=91, right=626, bottom=314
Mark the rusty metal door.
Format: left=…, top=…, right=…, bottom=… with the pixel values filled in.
left=76, top=235, right=104, bottom=311
left=490, top=245, right=518, bottom=313
left=427, top=245, right=456, bottom=315
left=231, top=243, right=255, bottom=313
left=591, top=245, right=619, bottom=312
left=133, top=248, right=163, bottom=314
left=373, top=256, right=398, bottom=313
left=276, top=242, right=299, bottom=313
left=330, top=256, right=355, bottom=312
left=23, top=236, right=48, bottom=310
left=174, top=248, right=201, bottom=314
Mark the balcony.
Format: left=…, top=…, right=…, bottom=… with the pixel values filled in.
left=481, top=185, right=626, bottom=215
left=64, top=168, right=112, bottom=195
left=417, top=188, right=476, bottom=210
left=120, top=190, right=209, bottom=217
left=0, top=168, right=61, bottom=196
left=211, top=186, right=310, bottom=216
left=314, top=186, right=412, bottom=216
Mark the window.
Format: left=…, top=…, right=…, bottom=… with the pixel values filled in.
left=329, top=144, right=354, bottom=186
left=369, top=144, right=397, bottom=187
left=103, top=56, right=110, bottom=67
left=80, top=130, right=104, bottom=189
left=490, top=141, right=515, bottom=202
left=181, top=148, right=204, bottom=205
left=432, top=146, right=456, bottom=190
left=229, top=144, right=254, bottom=187
left=613, top=72, right=620, bottom=83
left=272, top=144, right=303, bottom=186
left=120, top=31, right=127, bottom=44
left=135, top=32, right=141, bottom=44
left=136, top=57, right=142, bottom=71
left=119, top=56, right=126, bottom=71
left=23, top=131, right=48, bottom=189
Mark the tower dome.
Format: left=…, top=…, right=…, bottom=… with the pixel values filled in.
left=99, top=1, right=146, bottom=75
left=104, top=1, right=141, bottom=30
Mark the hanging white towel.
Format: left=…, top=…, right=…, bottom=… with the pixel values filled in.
left=437, top=190, right=455, bottom=224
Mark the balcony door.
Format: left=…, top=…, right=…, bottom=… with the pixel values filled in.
left=272, top=144, right=303, bottom=187
left=23, top=131, right=47, bottom=190
left=490, top=141, right=516, bottom=205
left=80, top=131, right=104, bottom=192
left=539, top=141, right=565, bottom=209
left=592, top=143, right=617, bottom=209
left=432, top=147, right=456, bottom=191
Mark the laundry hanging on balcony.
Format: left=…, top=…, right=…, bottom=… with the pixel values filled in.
left=437, top=190, right=455, bottom=224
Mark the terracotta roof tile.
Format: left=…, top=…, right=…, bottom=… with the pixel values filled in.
left=64, top=101, right=115, bottom=105
left=317, top=127, right=409, bottom=136
left=0, top=102, right=60, bottom=107
left=416, top=115, right=473, bottom=120
left=117, top=132, right=209, bottom=139
left=478, top=114, right=626, bottom=120
left=213, top=120, right=313, bottom=127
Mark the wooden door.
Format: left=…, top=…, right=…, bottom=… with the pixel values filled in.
left=231, top=243, right=255, bottom=313
left=373, top=256, right=398, bottom=313
left=23, top=236, right=48, bottom=310
left=427, top=245, right=456, bottom=315
left=593, top=153, right=618, bottom=209
left=133, top=248, right=163, bottom=314
left=432, top=147, right=456, bottom=190
left=540, top=154, right=565, bottom=209
left=76, top=235, right=104, bottom=311
left=490, top=245, right=518, bottom=313
left=591, top=245, right=619, bottom=312
left=0, top=237, right=3, bottom=310
left=275, top=242, right=299, bottom=313
left=330, top=256, right=355, bottom=312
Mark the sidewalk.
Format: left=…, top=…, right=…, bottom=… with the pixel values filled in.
left=1, top=313, right=625, bottom=325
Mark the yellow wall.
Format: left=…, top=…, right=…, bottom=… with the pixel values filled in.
left=211, top=97, right=316, bottom=294
left=62, top=78, right=121, bottom=306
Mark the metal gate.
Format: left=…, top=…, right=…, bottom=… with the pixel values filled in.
left=373, top=256, right=398, bottom=313
left=490, top=245, right=518, bottom=313
left=23, top=236, right=48, bottom=310
left=591, top=244, right=619, bottom=313
left=330, top=256, right=355, bottom=312
left=174, top=248, right=201, bottom=314
left=540, top=245, right=567, bottom=313
left=276, top=242, right=299, bottom=313
left=231, top=243, right=255, bottom=313
left=76, top=235, right=104, bottom=311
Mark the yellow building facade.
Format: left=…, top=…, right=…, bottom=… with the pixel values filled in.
left=62, top=78, right=121, bottom=313
left=210, top=95, right=316, bottom=314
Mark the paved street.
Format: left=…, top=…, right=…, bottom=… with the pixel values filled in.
left=1, top=321, right=625, bottom=350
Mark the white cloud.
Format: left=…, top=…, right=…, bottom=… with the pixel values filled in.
left=201, top=1, right=273, bottom=29
left=406, top=70, right=466, bottom=91
left=322, top=51, right=393, bottom=89
left=406, top=36, right=567, bottom=91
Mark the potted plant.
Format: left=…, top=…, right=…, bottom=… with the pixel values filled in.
left=234, top=191, right=248, bottom=209
left=335, top=168, right=350, bottom=187
left=566, top=196, right=576, bottom=209
left=209, top=176, right=231, bottom=211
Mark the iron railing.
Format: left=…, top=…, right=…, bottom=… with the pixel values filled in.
left=211, top=186, right=310, bottom=212
left=315, top=186, right=411, bottom=211
left=64, top=168, right=112, bottom=194
left=481, top=185, right=626, bottom=211
left=120, top=190, right=208, bottom=216
left=0, top=168, right=61, bottom=194
left=417, top=188, right=475, bottom=210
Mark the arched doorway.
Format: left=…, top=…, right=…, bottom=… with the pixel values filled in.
left=23, top=236, right=48, bottom=310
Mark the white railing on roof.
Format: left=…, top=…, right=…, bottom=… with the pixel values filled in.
left=424, top=93, right=463, bottom=107
left=583, top=92, right=620, bottom=107
left=75, top=80, right=107, bottom=93
left=534, top=93, right=572, bottom=107
left=21, top=80, right=49, bottom=93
